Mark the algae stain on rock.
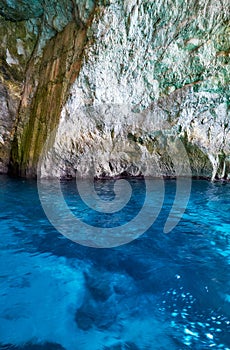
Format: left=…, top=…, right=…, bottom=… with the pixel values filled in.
left=10, top=6, right=96, bottom=177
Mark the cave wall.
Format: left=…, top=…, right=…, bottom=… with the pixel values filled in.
left=0, top=0, right=229, bottom=179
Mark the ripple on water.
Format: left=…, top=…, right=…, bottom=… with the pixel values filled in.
left=0, top=177, right=229, bottom=349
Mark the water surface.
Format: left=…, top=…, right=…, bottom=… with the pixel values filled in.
left=0, top=176, right=229, bottom=349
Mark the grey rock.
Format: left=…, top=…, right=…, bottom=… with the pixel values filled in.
left=0, top=0, right=229, bottom=179
left=37, top=0, right=230, bottom=180
left=0, top=0, right=43, bottom=21
left=0, top=84, right=18, bottom=173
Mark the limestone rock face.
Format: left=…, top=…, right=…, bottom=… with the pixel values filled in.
left=0, top=0, right=229, bottom=179
left=0, top=14, right=38, bottom=173
left=0, top=84, right=18, bottom=173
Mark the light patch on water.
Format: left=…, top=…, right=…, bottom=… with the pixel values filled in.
left=0, top=252, right=85, bottom=350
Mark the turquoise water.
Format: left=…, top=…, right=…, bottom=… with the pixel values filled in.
left=0, top=176, right=230, bottom=350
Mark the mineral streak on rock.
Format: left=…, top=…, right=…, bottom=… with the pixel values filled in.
left=0, top=0, right=229, bottom=179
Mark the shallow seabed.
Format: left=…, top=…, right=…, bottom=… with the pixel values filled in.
left=0, top=176, right=230, bottom=350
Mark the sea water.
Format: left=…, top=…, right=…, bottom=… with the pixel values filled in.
left=0, top=176, right=229, bottom=350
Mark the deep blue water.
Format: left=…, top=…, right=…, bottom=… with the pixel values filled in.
left=0, top=176, right=230, bottom=350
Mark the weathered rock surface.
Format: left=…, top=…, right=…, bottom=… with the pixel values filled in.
left=0, top=14, right=37, bottom=173
left=0, top=0, right=229, bottom=179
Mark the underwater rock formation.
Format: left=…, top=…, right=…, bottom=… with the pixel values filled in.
left=0, top=0, right=229, bottom=179
left=0, top=342, right=65, bottom=349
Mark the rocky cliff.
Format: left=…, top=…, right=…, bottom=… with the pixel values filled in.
left=0, top=0, right=229, bottom=179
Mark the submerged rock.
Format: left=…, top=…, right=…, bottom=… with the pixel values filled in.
left=84, top=268, right=113, bottom=302
left=75, top=298, right=117, bottom=330
left=0, top=342, right=65, bottom=350
left=103, top=342, right=140, bottom=350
